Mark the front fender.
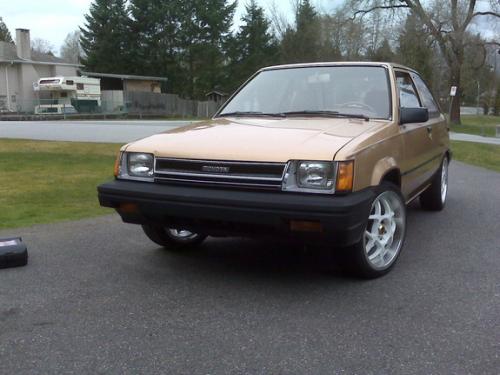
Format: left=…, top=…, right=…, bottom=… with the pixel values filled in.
left=370, top=157, right=399, bottom=186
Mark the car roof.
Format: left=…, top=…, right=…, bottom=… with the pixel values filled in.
left=260, top=61, right=418, bottom=74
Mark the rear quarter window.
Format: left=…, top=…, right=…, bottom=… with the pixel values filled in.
left=411, top=73, right=440, bottom=117
left=396, top=72, right=421, bottom=108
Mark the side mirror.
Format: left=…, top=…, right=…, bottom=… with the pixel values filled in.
left=400, top=107, right=429, bottom=125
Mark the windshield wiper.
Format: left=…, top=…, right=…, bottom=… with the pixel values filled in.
left=282, top=110, right=369, bottom=121
left=218, top=111, right=285, bottom=118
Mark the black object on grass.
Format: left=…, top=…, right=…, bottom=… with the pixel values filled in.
left=0, top=237, right=28, bottom=269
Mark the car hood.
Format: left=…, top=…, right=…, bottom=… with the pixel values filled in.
left=125, top=117, right=383, bottom=162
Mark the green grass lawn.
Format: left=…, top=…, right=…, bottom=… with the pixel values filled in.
left=451, top=115, right=499, bottom=137
left=451, top=141, right=500, bottom=173
left=0, top=139, right=120, bottom=230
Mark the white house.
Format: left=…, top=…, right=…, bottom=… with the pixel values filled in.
left=0, top=29, right=81, bottom=113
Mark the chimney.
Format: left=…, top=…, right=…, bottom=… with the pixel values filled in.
left=16, top=28, right=31, bottom=60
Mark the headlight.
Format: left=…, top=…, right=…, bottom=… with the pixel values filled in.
left=128, top=153, right=154, bottom=177
left=282, top=160, right=354, bottom=194
left=116, top=152, right=154, bottom=182
left=298, top=162, right=335, bottom=189
left=282, top=161, right=336, bottom=193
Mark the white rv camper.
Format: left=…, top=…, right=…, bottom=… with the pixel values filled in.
left=34, top=76, right=101, bottom=114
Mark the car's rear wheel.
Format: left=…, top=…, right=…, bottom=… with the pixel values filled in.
left=419, top=156, right=448, bottom=211
left=338, top=184, right=407, bottom=278
left=141, top=225, right=207, bottom=250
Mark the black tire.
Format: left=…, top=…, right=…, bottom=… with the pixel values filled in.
left=141, top=225, right=207, bottom=250
left=336, top=183, right=407, bottom=279
left=419, top=156, right=449, bottom=211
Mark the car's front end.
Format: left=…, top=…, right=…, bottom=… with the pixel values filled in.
left=98, top=147, right=376, bottom=245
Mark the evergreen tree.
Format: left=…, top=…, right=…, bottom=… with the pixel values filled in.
left=127, top=0, right=236, bottom=97
left=397, top=12, right=433, bottom=83
left=461, top=33, right=496, bottom=106
left=176, top=0, right=237, bottom=98
left=0, top=17, right=13, bottom=43
left=318, top=15, right=343, bottom=61
left=369, top=39, right=395, bottom=62
left=80, top=0, right=130, bottom=73
left=280, top=0, right=326, bottom=63
left=226, top=0, right=279, bottom=92
left=128, top=0, right=180, bottom=87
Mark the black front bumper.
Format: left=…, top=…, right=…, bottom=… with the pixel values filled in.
left=97, top=180, right=376, bottom=246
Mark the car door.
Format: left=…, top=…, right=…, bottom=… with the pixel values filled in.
left=395, top=70, right=438, bottom=197
left=410, top=72, right=449, bottom=165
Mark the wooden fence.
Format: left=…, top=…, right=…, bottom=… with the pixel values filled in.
left=125, top=92, right=221, bottom=118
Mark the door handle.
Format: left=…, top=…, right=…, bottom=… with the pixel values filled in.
left=426, top=125, right=433, bottom=139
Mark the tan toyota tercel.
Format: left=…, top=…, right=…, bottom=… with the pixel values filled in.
left=98, top=62, right=450, bottom=278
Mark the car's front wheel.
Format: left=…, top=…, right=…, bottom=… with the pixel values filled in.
left=141, top=225, right=207, bottom=250
left=338, top=184, right=407, bottom=278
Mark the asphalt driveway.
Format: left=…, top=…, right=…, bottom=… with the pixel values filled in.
left=0, top=161, right=499, bottom=374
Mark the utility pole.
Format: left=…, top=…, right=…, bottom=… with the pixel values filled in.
left=476, top=81, right=480, bottom=116
left=491, top=49, right=500, bottom=116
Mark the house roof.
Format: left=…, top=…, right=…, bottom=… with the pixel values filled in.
left=31, top=50, right=68, bottom=64
left=0, top=40, right=79, bottom=66
left=206, top=90, right=227, bottom=97
left=80, top=71, right=169, bottom=82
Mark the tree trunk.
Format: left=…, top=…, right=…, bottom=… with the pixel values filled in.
left=449, top=62, right=461, bottom=125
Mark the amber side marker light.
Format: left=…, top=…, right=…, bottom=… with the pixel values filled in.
left=113, top=152, right=122, bottom=177
left=290, top=220, right=323, bottom=233
left=118, top=203, right=139, bottom=214
left=336, top=161, right=354, bottom=192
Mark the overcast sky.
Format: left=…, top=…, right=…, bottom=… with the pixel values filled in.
left=0, top=0, right=336, bottom=53
left=0, top=0, right=496, bottom=54
left=0, top=0, right=332, bottom=52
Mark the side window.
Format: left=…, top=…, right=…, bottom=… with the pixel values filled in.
left=76, top=83, right=84, bottom=90
left=396, top=71, right=421, bottom=108
left=411, top=73, right=440, bottom=116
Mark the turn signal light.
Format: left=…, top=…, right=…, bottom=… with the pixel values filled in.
left=336, top=161, right=354, bottom=192
left=290, top=220, right=323, bottom=232
left=118, top=203, right=138, bottom=214
left=114, top=152, right=122, bottom=177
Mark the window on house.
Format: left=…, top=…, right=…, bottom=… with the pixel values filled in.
left=77, top=83, right=84, bottom=90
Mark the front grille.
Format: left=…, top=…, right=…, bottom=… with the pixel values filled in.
left=154, top=158, right=286, bottom=190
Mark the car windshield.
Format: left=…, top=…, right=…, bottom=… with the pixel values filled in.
left=219, top=66, right=391, bottom=120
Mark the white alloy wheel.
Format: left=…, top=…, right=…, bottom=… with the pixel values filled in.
left=141, top=224, right=207, bottom=249
left=441, top=157, right=448, bottom=204
left=364, top=190, right=406, bottom=270
left=166, top=229, right=200, bottom=241
left=419, top=156, right=449, bottom=211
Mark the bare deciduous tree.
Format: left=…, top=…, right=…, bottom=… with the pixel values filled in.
left=31, top=38, right=55, bottom=55
left=60, top=31, right=83, bottom=64
left=349, top=0, right=500, bottom=124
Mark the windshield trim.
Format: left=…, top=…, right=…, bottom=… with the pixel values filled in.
left=214, top=64, right=393, bottom=121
